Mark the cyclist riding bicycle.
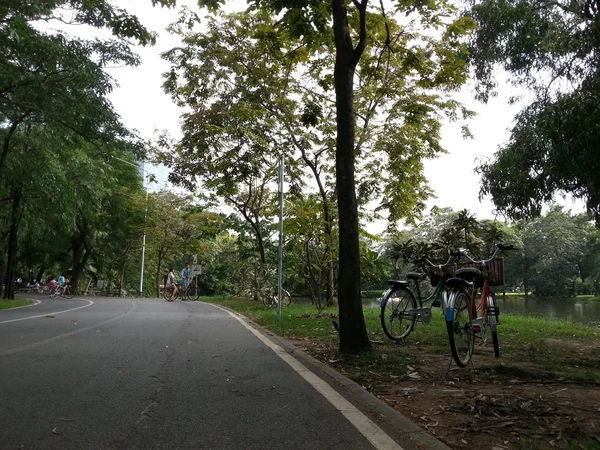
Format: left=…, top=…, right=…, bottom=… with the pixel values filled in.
left=165, top=268, right=178, bottom=302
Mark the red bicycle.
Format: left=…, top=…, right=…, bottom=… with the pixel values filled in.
left=454, top=244, right=517, bottom=357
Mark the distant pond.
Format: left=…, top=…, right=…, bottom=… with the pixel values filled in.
left=359, top=294, right=600, bottom=327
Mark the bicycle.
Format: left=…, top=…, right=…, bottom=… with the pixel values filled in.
left=453, top=243, right=516, bottom=359
left=263, top=288, right=291, bottom=307
left=49, top=282, right=75, bottom=299
left=163, top=278, right=201, bottom=301
left=380, top=253, right=477, bottom=367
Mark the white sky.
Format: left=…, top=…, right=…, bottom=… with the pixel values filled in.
left=107, top=0, right=586, bottom=226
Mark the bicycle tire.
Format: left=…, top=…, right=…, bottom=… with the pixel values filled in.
left=281, top=291, right=291, bottom=306
left=263, top=293, right=274, bottom=307
left=380, top=286, right=417, bottom=342
left=486, top=291, right=500, bottom=357
left=63, top=286, right=75, bottom=299
left=446, top=288, right=474, bottom=367
left=49, top=291, right=57, bottom=299
left=186, top=283, right=201, bottom=301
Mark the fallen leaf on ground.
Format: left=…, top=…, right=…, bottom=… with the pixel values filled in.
left=51, top=428, right=60, bottom=435
left=45, top=315, right=54, bottom=318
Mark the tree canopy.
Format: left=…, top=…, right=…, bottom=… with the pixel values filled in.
left=468, top=0, right=600, bottom=224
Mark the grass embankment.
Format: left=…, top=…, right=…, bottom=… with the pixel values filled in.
left=204, top=296, right=600, bottom=384
left=0, top=299, right=34, bottom=310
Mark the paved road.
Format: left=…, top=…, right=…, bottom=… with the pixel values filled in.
left=0, top=296, right=448, bottom=450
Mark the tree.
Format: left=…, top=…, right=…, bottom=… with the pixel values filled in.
left=0, top=0, right=178, bottom=298
left=163, top=3, right=474, bottom=353
left=468, top=0, right=600, bottom=224
left=516, top=207, right=589, bottom=296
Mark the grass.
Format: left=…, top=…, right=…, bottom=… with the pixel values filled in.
left=0, top=298, right=34, bottom=310
left=204, top=296, right=600, bottom=383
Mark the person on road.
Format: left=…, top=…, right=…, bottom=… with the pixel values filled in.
left=166, top=267, right=178, bottom=302
left=181, top=263, right=191, bottom=289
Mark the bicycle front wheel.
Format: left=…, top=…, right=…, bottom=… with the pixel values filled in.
left=446, top=288, right=474, bottom=368
left=380, top=286, right=417, bottom=342
left=186, top=284, right=200, bottom=301
left=281, top=291, right=291, bottom=306
left=486, top=291, right=500, bottom=357
left=63, top=286, right=75, bottom=299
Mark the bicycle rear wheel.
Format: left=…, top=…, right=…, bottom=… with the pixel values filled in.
left=446, top=288, right=474, bottom=367
left=63, top=286, right=75, bottom=299
left=380, top=286, right=417, bottom=342
left=486, top=291, right=500, bottom=357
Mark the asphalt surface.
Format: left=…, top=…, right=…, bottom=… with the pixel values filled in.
left=0, top=296, right=449, bottom=450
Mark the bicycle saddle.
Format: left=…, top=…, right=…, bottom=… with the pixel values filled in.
left=406, top=272, right=425, bottom=281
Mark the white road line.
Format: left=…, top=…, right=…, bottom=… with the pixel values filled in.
left=0, top=301, right=137, bottom=356
left=212, top=304, right=404, bottom=450
left=0, top=299, right=94, bottom=324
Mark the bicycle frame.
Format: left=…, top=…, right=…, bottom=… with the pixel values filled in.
left=381, top=254, right=461, bottom=328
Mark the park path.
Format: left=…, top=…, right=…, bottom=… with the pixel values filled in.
left=0, top=296, right=448, bottom=450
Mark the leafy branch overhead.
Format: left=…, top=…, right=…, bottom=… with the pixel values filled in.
left=469, top=0, right=600, bottom=224
left=160, top=6, right=476, bottom=227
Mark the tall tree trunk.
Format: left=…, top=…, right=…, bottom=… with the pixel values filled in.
left=333, top=0, right=371, bottom=354
left=36, top=267, right=45, bottom=284
left=70, top=211, right=92, bottom=294
left=0, top=251, right=5, bottom=298
left=155, top=248, right=166, bottom=297
left=4, top=189, right=22, bottom=299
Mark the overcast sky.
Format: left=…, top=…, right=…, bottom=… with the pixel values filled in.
left=107, top=0, right=586, bottom=227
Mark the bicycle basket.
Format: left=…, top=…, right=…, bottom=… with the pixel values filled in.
left=461, top=258, right=505, bottom=286
left=426, top=264, right=456, bottom=286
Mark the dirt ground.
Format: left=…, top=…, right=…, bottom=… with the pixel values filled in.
left=292, top=340, right=600, bottom=450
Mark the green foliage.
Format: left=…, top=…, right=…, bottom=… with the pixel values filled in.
left=468, top=0, right=600, bottom=224
left=0, top=0, right=172, bottom=296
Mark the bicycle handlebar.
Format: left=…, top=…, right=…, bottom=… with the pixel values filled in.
left=424, top=253, right=458, bottom=268
left=459, top=243, right=518, bottom=264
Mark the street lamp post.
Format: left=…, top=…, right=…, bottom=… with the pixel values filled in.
left=112, top=156, right=149, bottom=297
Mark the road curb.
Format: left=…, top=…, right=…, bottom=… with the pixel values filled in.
left=212, top=303, right=451, bottom=450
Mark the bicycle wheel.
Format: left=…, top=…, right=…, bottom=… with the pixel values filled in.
left=63, top=285, right=75, bottom=299
left=186, top=283, right=201, bottom=301
left=263, top=293, right=274, bottom=307
left=380, top=286, right=417, bottom=342
left=49, top=290, right=57, bottom=299
left=446, top=288, right=474, bottom=367
left=281, top=291, right=291, bottom=306
left=486, top=291, right=500, bottom=357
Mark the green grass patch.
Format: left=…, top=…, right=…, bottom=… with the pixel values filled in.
left=0, top=298, right=34, bottom=310
left=203, top=296, right=600, bottom=383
